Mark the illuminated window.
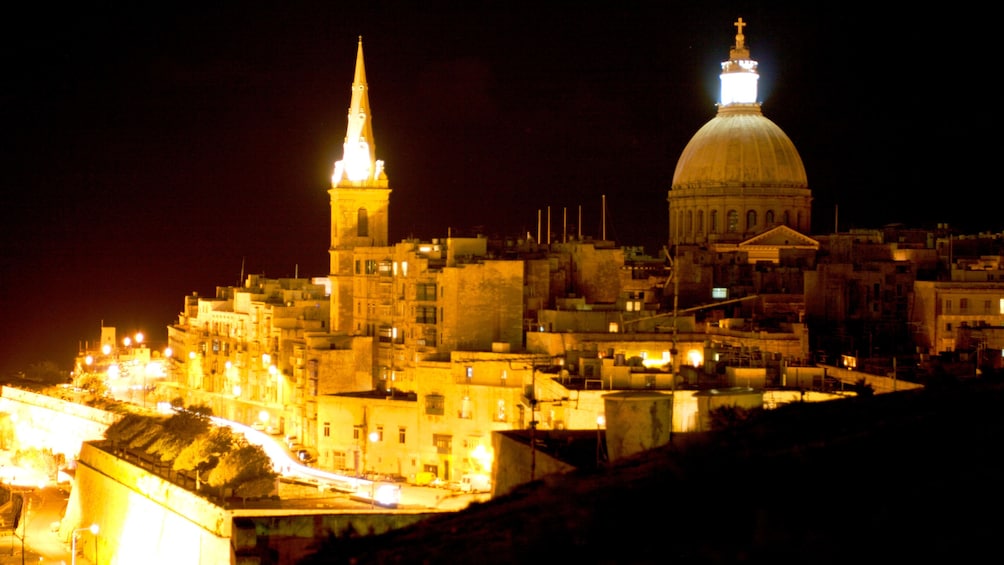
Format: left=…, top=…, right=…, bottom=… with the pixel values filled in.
left=495, top=400, right=506, bottom=422
left=357, top=208, right=369, bottom=237
left=433, top=434, right=452, bottom=454
left=727, top=210, right=738, bottom=233
left=460, top=396, right=472, bottom=419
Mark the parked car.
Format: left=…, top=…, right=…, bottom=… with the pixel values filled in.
left=296, top=449, right=316, bottom=464
left=284, top=435, right=298, bottom=449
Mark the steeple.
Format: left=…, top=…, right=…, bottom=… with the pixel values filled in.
left=331, top=36, right=387, bottom=187
left=718, top=17, right=760, bottom=109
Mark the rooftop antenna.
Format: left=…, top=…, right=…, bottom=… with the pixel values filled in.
left=602, top=194, right=607, bottom=241
left=239, top=256, right=246, bottom=286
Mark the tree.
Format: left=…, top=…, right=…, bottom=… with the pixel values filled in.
left=852, top=378, right=875, bottom=397
left=205, top=442, right=276, bottom=499
left=173, top=426, right=235, bottom=489
left=148, top=410, right=212, bottom=464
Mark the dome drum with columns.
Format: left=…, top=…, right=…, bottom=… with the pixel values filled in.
left=668, top=18, right=811, bottom=247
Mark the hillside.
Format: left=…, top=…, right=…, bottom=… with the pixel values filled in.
left=297, top=379, right=1004, bottom=564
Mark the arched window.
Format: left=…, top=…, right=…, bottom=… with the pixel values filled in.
left=357, top=208, right=369, bottom=237
left=709, top=210, right=718, bottom=233
left=783, top=210, right=791, bottom=226
left=727, top=210, right=739, bottom=233
left=765, top=210, right=775, bottom=225
left=746, top=210, right=757, bottom=231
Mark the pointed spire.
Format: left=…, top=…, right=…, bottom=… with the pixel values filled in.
left=332, top=36, right=386, bottom=186
left=718, top=17, right=760, bottom=109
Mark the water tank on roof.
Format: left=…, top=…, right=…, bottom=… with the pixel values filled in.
left=603, top=391, right=672, bottom=462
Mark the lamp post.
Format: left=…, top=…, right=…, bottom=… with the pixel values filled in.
left=595, top=414, right=606, bottom=467
left=72, top=523, right=99, bottom=565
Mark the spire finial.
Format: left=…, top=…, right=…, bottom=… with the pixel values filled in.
left=734, top=17, right=746, bottom=50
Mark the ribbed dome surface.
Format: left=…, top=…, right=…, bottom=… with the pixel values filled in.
left=672, top=106, right=807, bottom=189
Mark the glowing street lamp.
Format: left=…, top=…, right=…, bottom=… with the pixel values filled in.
left=72, top=523, right=99, bottom=565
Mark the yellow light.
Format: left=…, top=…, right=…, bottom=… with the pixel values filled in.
left=85, top=355, right=94, bottom=366
left=101, top=344, right=111, bottom=355
left=123, top=337, right=132, bottom=347
left=134, top=332, right=144, bottom=344
left=164, top=347, right=173, bottom=358
left=470, top=444, right=494, bottom=471
left=687, top=349, right=704, bottom=367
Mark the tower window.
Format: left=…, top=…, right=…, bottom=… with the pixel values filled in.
left=357, top=208, right=369, bottom=237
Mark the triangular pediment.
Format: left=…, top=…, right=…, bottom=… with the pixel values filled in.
left=739, top=225, right=819, bottom=248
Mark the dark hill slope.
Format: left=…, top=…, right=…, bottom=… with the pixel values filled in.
left=299, top=381, right=1004, bottom=564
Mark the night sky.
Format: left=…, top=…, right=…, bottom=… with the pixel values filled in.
left=0, top=2, right=996, bottom=375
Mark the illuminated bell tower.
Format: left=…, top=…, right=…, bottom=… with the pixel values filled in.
left=329, top=37, right=390, bottom=334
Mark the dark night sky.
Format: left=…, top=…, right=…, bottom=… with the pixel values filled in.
left=0, top=2, right=997, bottom=375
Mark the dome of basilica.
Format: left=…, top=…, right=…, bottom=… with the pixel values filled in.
left=667, top=18, right=812, bottom=247
left=671, top=105, right=807, bottom=190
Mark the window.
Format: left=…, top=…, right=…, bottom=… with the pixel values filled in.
left=398, top=427, right=406, bottom=444
left=365, top=259, right=378, bottom=274
left=323, top=422, right=330, bottom=438
left=495, top=399, right=506, bottom=422
left=984, top=300, right=992, bottom=314
left=460, top=396, right=472, bottom=419
left=960, top=298, right=969, bottom=312
left=727, top=210, right=739, bottom=233
left=357, top=208, right=369, bottom=237
left=709, top=210, right=718, bottom=233
left=944, top=299, right=953, bottom=314
left=425, top=394, right=445, bottom=415
left=746, top=210, right=757, bottom=230
left=433, top=434, right=452, bottom=454
left=376, top=425, right=384, bottom=441
left=416, top=283, right=436, bottom=301
left=696, top=210, right=704, bottom=235
left=416, top=305, right=437, bottom=324
left=765, top=210, right=775, bottom=225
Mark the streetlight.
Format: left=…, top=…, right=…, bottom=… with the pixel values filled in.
left=72, top=523, right=99, bottom=565
left=596, top=414, right=606, bottom=467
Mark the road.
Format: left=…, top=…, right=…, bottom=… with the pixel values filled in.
left=0, top=484, right=91, bottom=565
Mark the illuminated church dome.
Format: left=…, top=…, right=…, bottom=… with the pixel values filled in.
left=668, top=18, right=811, bottom=247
